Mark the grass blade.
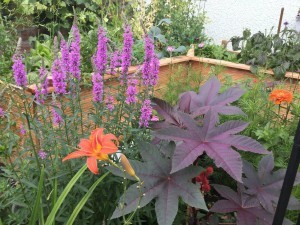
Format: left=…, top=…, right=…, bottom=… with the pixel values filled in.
left=45, top=164, right=87, bottom=225
left=28, top=166, right=45, bottom=225
left=66, top=172, right=110, bottom=225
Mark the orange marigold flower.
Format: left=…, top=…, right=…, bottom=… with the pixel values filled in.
left=269, top=89, right=293, bottom=105
left=63, top=128, right=119, bottom=174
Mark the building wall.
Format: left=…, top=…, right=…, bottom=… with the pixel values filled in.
left=203, top=0, right=299, bottom=45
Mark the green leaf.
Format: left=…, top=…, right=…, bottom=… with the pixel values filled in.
left=273, top=66, right=286, bottom=80
left=149, top=26, right=161, bottom=38
left=157, top=18, right=172, bottom=26
left=156, top=34, right=167, bottom=44
left=29, top=166, right=45, bottom=225
left=173, top=46, right=186, bottom=53
left=250, top=65, right=258, bottom=74
left=66, top=172, right=109, bottom=225
left=45, top=164, right=87, bottom=225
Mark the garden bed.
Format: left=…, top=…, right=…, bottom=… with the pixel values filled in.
left=2, top=54, right=300, bottom=126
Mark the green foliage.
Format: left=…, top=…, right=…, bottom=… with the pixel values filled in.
left=0, top=24, right=156, bottom=225
left=152, top=0, right=206, bottom=47
left=163, top=65, right=204, bottom=105
left=0, top=16, right=17, bottom=83
left=231, top=28, right=300, bottom=79
left=195, top=43, right=240, bottom=63
left=220, top=77, right=299, bottom=170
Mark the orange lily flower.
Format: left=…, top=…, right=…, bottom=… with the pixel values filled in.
left=63, top=128, right=119, bottom=174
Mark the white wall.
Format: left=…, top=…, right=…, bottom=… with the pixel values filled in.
left=203, top=0, right=300, bottom=45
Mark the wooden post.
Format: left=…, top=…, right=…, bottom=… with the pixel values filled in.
left=277, top=7, right=284, bottom=34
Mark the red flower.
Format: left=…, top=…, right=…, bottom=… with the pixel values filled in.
left=63, top=128, right=119, bottom=174
left=195, top=167, right=214, bottom=193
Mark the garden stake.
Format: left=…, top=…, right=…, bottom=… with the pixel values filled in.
left=272, top=119, right=300, bottom=225
left=277, top=7, right=284, bottom=34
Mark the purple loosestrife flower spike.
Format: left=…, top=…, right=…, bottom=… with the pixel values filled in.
left=125, top=78, right=138, bottom=104
left=34, top=88, right=42, bottom=104
left=105, top=95, right=115, bottom=111
left=60, top=36, right=70, bottom=77
left=139, top=99, right=152, bottom=128
left=38, top=150, right=47, bottom=159
left=92, top=72, right=104, bottom=102
left=35, top=66, right=49, bottom=104
left=52, top=105, right=63, bottom=125
left=150, top=55, right=159, bottom=86
left=52, top=58, right=67, bottom=94
left=142, top=36, right=155, bottom=86
left=12, top=54, right=27, bottom=87
left=0, top=108, right=5, bottom=117
left=69, top=24, right=81, bottom=80
left=110, top=51, right=121, bottom=75
left=121, top=25, right=133, bottom=83
left=93, top=26, right=107, bottom=75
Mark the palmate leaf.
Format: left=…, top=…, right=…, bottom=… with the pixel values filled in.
left=178, top=76, right=245, bottom=118
left=243, top=155, right=300, bottom=213
left=154, top=111, right=269, bottom=182
left=150, top=97, right=185, bottom=130
left=107, top=142, right=207, bottom=225
left=210, top=184, right=293, bottom=225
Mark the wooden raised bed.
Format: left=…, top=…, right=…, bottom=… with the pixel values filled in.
left=2, top=53, right=300, bottom=128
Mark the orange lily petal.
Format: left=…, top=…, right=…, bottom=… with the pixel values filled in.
left=91, top=128, right=104, bottom=150
left=102, top=134, right=119, bottom=146
left=87, top=157, right=99, bottom=174
left=62, top=150, right=91, bottom=162
left=101, top=142, right=118, bottom=154
left=91, top=128, right=104, bottom=141
left=78, top=139, right=93, bottom=153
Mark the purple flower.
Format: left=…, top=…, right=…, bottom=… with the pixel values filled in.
left=150, top=55, right=159, bottom=86
left=142, top=36, right=155, bottom=86
left=139, top=99, right=152, bottom=128
left=121, top=26, right=133, bottom=83
left=35, top=66, right=48, bottom=104
left=52, top=58, right=67, bottom=94
left=52, top=106, right=63, bottom=126
left=38, top=150, right=47, bottom=159
left=60, top=37, right=70, bottom=77
left=12, top=54, right=27, bottom=87
left=166, top=46, right=175, bottom=52
left=198, top=42, right=205, bottom=48
left=105, top=95, right=115, bottom=111
left=110, top=51, right=122, bottom=75
left=92, top=72, right=104, bottom=102
left=69, top=24, right=81, bottom=80
left=93, top=27, right=107, bottom=75
left=34, top=88, right=42, bottom=104
left=20, top=124, right=26, bottom=135
left=125, top=78, right=138, bottom=104
left=283, top=21, right=289, bottom=26
left=0, top=108, right=5, bottom=117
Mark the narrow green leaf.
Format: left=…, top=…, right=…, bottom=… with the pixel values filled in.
left=45, top=164, right=87, bottom=225
left=29, top=166, right=45, bottom=225
left=66, top=172, right=109, bottom=225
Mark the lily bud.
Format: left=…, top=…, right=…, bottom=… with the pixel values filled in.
left=120, top=154, right=136, bottom=177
